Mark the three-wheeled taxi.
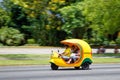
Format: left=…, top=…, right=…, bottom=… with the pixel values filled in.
left=50, top=39, right=92, bottom=70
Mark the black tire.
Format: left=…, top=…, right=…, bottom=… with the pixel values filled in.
left=74, top=67, right=80, bottom=70
left=81, top=62, right=90, bottom=70
left=51, top=63, right=58, bottom=70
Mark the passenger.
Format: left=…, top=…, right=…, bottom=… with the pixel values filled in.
left=114, top=46, right=119, bottom=54
left=58, top=45, right=71, bottom=61
left=67, top=45, right=80, bottom=63
left=97, top=46, right=105, bottom=54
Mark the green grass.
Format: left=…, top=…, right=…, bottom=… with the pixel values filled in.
left=0, top=54, right=50, bottom=59
left=0, top=54, right=50, bottom=66
left=0, top=53, right=120, bottom=66
left=93, top=58, right=120, bottom=63
left=93, top=53, right=120, bottom=58
left=93, top=53, right=120, bottom=63
left=0, top=60, right=49, bottom=66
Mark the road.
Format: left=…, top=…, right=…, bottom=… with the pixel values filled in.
left=0, top=47, right=62, bottom=54
left=0, top=47, right=119, bottom=54
left=0, top=64, right=120, bottom=80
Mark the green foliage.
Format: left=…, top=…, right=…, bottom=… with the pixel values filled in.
left=82, top=0, right=120, bottom=40
left=115, top=36, right=120, bottom=44
left=0, top=27, right=24, bottom=46
left=59, top=2, right=88, bottom=39
left=0, top=0, right=120, bottom=46
left=109, top=40, right=116, bottom=45
left=0, top=43, right=3, bottom=46
left=27, top=39, right=36, bottom=44
left=0, top=8, right=11, bottom=27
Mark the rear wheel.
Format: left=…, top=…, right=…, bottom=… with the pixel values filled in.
left=51, top=63, right=58, bottom=70
left=81, top=62, right=90, bottom=70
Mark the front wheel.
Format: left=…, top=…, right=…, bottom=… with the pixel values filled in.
left=81, top=62, right=90, bottom=70
left=74, top=67, right=80, bottom=69
left=51, top=63, right=58, bottom=70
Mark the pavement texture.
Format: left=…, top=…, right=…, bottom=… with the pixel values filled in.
left=0, top=64, right=120, bottom=80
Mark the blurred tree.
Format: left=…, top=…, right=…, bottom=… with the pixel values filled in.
left=1, top=0, right=31, bottom=39
left=7, top=0, right=88, bottom=45
left=59, top=2, right=89, bottom=39
left=82, top=0, right=120, bottom=41
left=0, top=7, right=10, bottom=27
left=0, top=27, right=24, bottom=46
left=8, top=0, right=68, bottom=45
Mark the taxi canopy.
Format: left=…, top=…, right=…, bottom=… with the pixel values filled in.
left=60, top=39, right=92, bottom=54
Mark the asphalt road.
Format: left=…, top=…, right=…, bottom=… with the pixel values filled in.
left=0, top=64, right=120, bottom=80
left=0, top=47, right=119, bottom=54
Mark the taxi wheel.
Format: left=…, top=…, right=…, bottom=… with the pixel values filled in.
left=81, top=62, right=89, bottom=70
left=51, top=63, right=58, bottom=70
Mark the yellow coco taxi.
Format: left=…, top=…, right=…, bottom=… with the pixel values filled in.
left=50, top=39, right=92, bottom=70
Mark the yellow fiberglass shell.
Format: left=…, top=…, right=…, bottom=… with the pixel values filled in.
left=50, top=39, right=92, bottom=67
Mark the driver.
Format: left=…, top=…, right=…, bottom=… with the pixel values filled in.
left=58, top=45, right=71, bottom=61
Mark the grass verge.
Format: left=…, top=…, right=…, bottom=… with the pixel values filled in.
left=93, top=58, right=120, bottom=63
left=0, top=54, right=120, bottom=66
left=0, top=54, right=50, bottom=66
left=93, top=53, right=120, bottom=63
